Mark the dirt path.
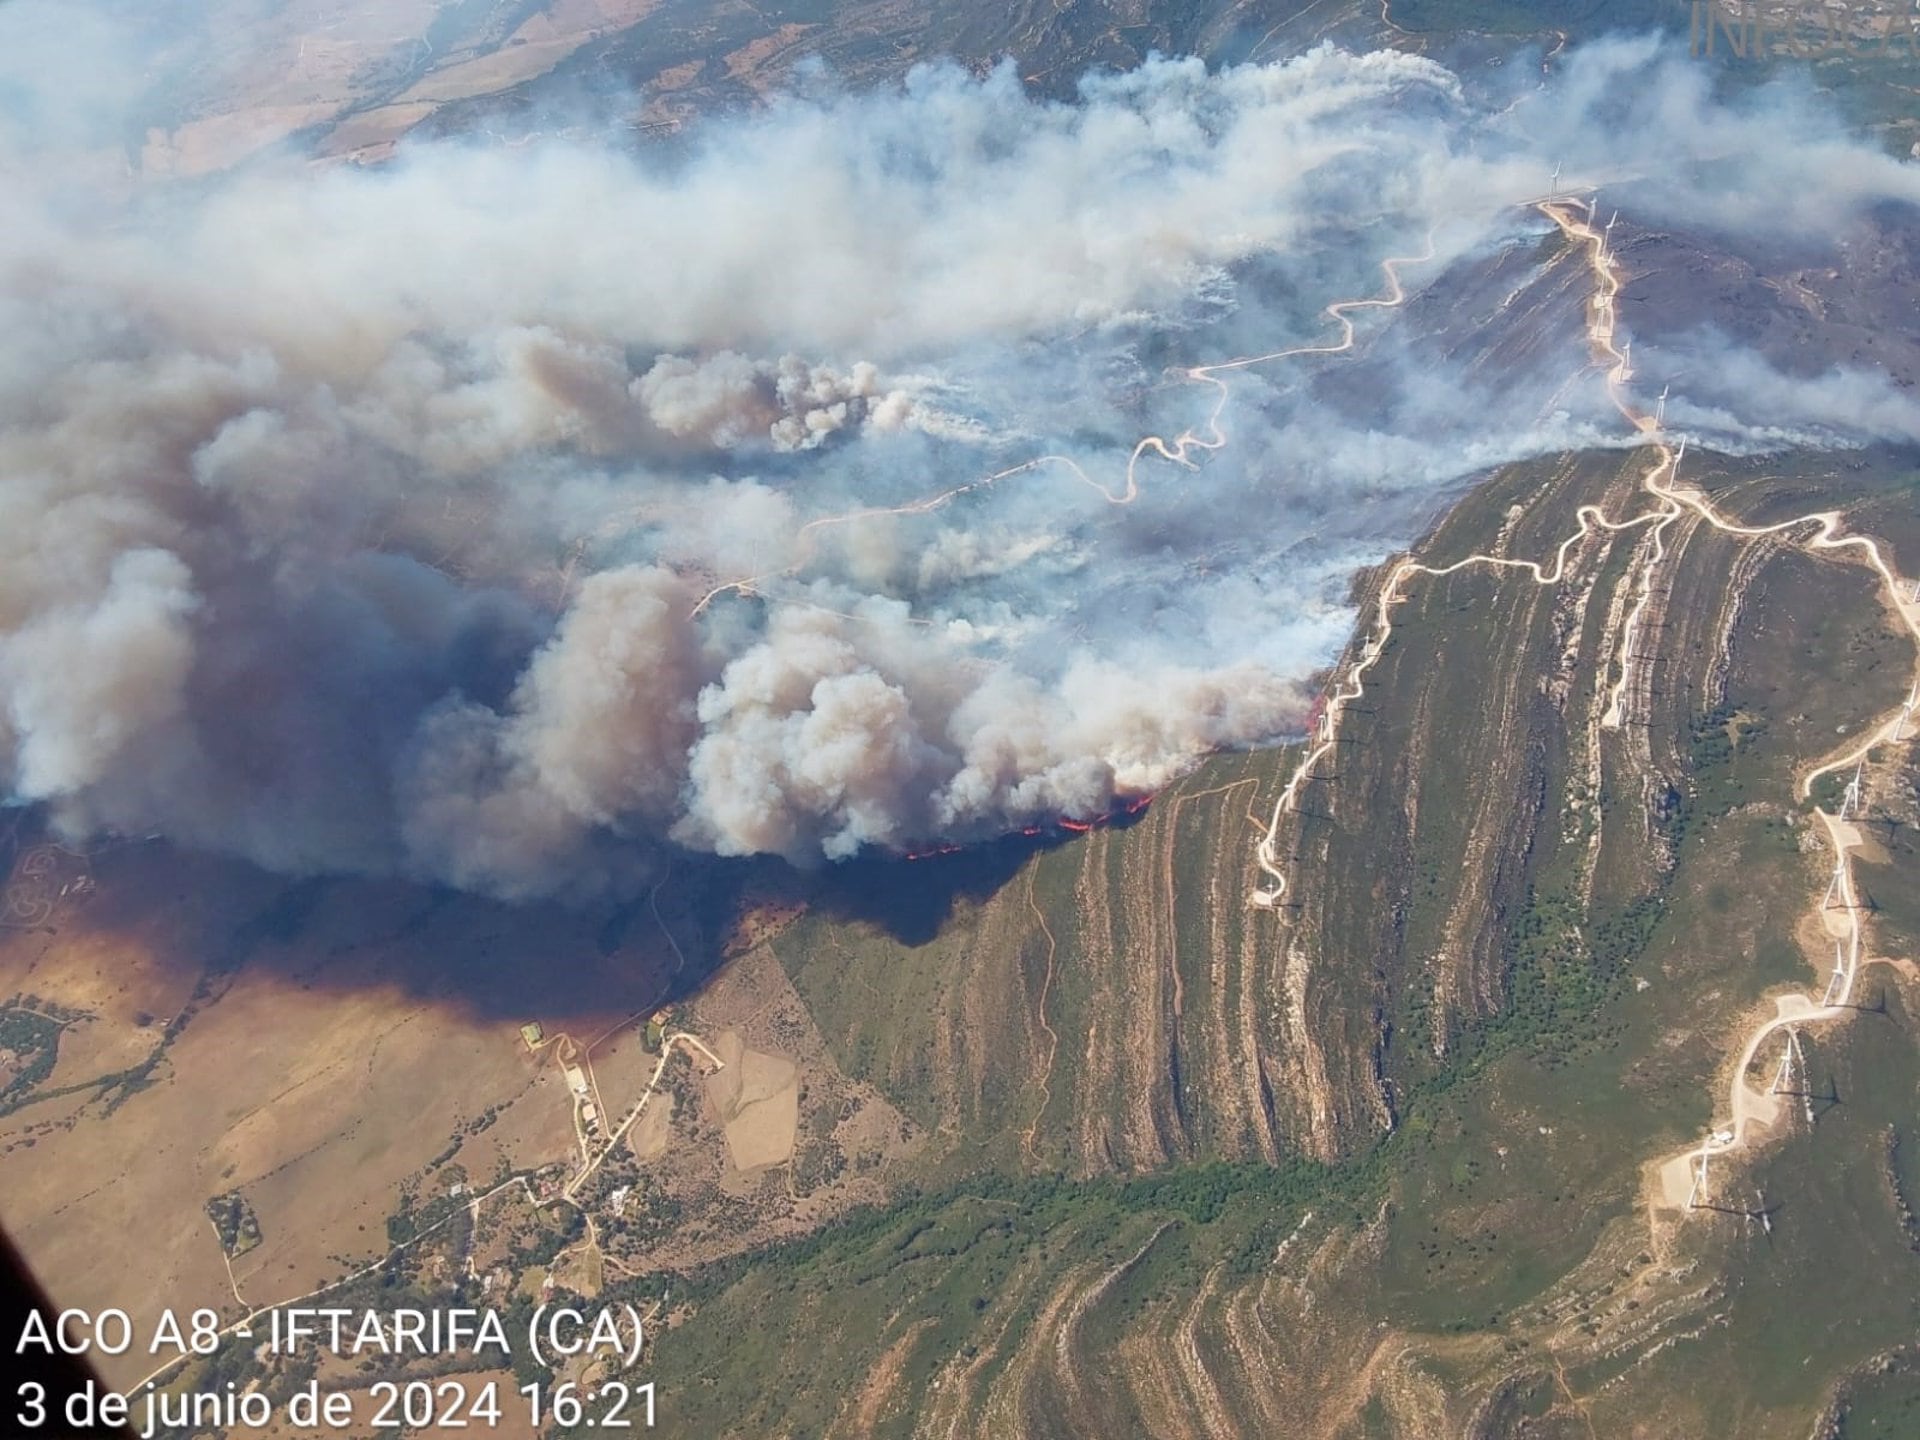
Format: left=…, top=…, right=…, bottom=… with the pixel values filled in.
left=688, top=236, right=1437, bottom=619
left=1243, top=193, right=1918, bottom=1223
left=566, top=1030, right=722, bottom=1200
left=1020, top=868, right=1061, bottom=1163
left=128, top=1170, right=563, bottom=1396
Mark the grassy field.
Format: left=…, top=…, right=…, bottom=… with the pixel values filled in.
left=83, top=441, right=1920, bottom=1436
left=622, top=447, right=1920, bottom=1435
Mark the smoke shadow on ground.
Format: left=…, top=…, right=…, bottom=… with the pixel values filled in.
left=4, top=805, right=1139, bottom=1032
left=772, top=810, right=1152, bottom=947
left=52, top=824, right=710, bottom=1029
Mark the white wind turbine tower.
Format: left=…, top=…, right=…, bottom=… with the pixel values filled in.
left=1655, top=383, right=1669, bottom=428
left=1839, top=758, right=1864, bottom=821
left=1822, top=940, right=1847, bottom=1007
left=1769, top=1027, right=1796, bottom=1095
left=1822, top=853, right=1849, bottom=911
left=1687, top=1147, right=1712, bottom=1210
left=1548, top=159, right=1562, bottom=201
left=1898, top=682, right=1918, bottom=743
left=1791, top=1029, right=1814, bottom=1124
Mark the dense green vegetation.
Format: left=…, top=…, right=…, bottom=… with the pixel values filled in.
left=634, top=454, right=1920, bottom=1433
left=0, top=1004, right=63, bottom=1115
left=1687, top=700, right=1773, bottom=822
left=638, top=859, right=1682, bottom=1423
left=205, top=1190, right=264, bottom=1258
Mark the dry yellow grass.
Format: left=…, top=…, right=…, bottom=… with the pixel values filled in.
left=702, top=1030, right=800, bottom=1173
left=0, top=844, right=672, bottom=1389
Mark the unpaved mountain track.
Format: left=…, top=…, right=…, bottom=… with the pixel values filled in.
left=1250, top=194, right=1920, bottom=1226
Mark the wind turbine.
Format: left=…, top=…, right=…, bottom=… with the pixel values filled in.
left=1655, top=383, right=1669, bottom=427
left=1822, top=854, right=1848, bottom=910
left=1548, top=159, right=1562, bottom=201
left=1840, top=758, right=1863, bottom=821
left=1791, top=1029, right=1814, bottom=1124
left=1687, top=1147, right=1711, bottom=1210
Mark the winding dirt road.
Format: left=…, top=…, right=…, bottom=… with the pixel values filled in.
left=1249, top=195, right=1920, bottom=1216
left=688, top=237, right=1438, bottom=618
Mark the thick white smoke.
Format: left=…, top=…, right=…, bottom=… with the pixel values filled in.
left=0, top=23, right=1915, bottom=897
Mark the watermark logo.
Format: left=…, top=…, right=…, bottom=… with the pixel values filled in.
left=1685, top=0, right=1920, bottom=58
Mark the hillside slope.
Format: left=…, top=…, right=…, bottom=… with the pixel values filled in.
left=4, top=163, right=1919, bottom=1440
left=628, top=213, right=1920, bottom=1434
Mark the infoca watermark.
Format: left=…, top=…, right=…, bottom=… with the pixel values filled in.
left=1683, top=0, right=1920, bottom=59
